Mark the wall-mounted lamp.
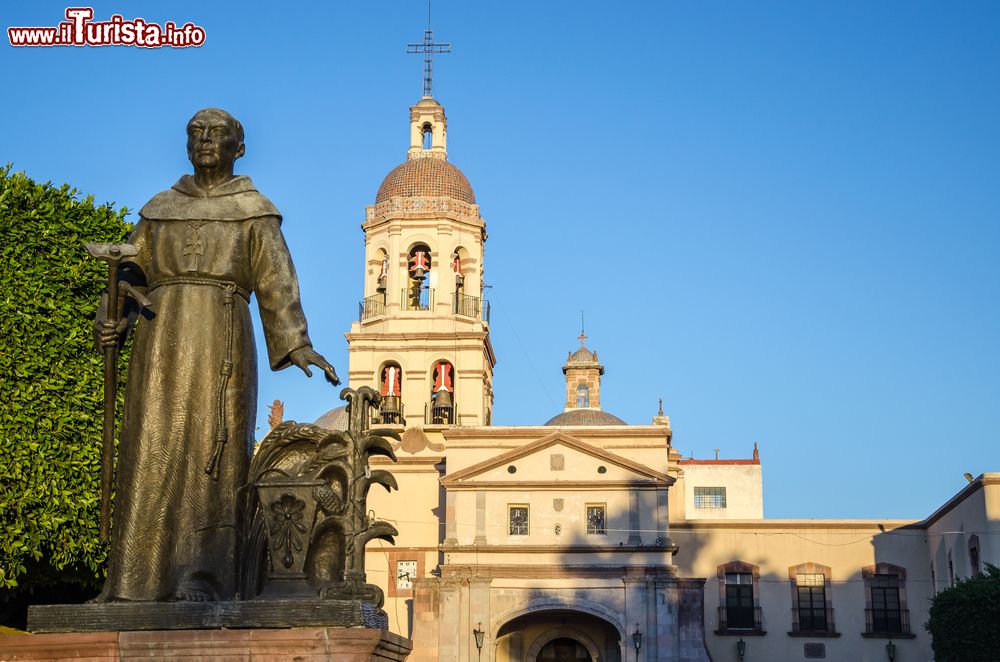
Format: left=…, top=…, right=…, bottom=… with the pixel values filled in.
left=632, top=624, right=642, bottom=660
left=473, top=623, right=485, bottom=660
left=737, top=636, right=746, bottom=660
left=886, top=640, right=896, bottom=662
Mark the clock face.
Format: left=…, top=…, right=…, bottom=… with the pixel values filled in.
left=396, top=560, right=417, bottom=589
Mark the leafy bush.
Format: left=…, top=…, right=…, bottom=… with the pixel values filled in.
left=926, top=564, right=1000, bottom=661
left=0, top=165, right=132, bottom=600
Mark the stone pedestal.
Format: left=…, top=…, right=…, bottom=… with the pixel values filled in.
left=0, top=627, right=412, bottom=661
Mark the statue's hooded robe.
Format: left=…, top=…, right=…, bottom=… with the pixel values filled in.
left=101, top=174, right=312, bottom=601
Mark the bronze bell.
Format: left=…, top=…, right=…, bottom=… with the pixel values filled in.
left=382, top=395, right=400, bottom=413
left=434, top=389, right=452, bottom=407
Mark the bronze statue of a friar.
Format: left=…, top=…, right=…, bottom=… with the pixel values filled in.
left=93, top=108, right=339, bottom=603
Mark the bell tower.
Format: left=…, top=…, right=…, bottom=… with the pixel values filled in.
left=345, top=96, right=495, bottom=428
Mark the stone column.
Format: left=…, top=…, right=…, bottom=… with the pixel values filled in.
left=474, top=489, right=487, bottom=545
left=437, top=579, right=464, bottom=662
left=656, top=488, right=669, bottom=544
left=468, top=578, right=492, bottom=661
left=628, top=489, right=642, bottom=545
left=445, top=491, right=458, bottom=545
left=412, top=578, right=441, bottom=662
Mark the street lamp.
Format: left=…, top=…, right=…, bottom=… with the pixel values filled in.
left=737, top=636, right=746, bottom=661
left=632, top=624, right=642, bottom=661
left=473, top=622, right=485, bottom=660
left=886, top=640, right=896, bottom=662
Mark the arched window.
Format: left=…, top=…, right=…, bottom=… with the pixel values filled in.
left=969, top=535, right=981, bottom=577
left=422, top=123, right=433, bottom=150
left=862, top=563, right=911, bottom=636
left=788, top=563, right=835, bottom=635
left=576, top=384, right=590, bottom=408
left=718, top=561, right=762, bottom=633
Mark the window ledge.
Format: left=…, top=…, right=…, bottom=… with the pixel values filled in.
left=714, top=630, right=766, bottom=637
left=787, top=632, right=841, bottom=638
left=861, top=632, right=916, bottom=639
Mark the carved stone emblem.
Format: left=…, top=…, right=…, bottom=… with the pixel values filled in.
left=553, top=498, right=564, bottom=512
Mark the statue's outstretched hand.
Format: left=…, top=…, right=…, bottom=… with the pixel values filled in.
left=289, top=347, right=341, bottom=386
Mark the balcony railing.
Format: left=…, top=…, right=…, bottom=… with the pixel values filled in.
left=425, top=402, right=455, bottom=425
left=401, top=287, right=434, bottom=311
left=359, top=293, right=386, bottom=321
left=451, top=291, right=492, bottom=324
left=790, top=608, right=837, bottom=636
left=865, top=608, right=910, bottom=636
left=717, top=606, right=763, bottom=633
left=453, top=291, right=479, bottom=317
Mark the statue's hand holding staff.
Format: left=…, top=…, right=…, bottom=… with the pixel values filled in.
left=95, top=318, right=128, bottom=349
left=290, top=346, right=341, bottom=386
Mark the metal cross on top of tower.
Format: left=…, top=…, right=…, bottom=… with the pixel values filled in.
left=407, top=1, right=451, bottom=98
left=578, top=311, right=588, bottom=347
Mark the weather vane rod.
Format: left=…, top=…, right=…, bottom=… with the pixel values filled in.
left=407, top=0, right=451, bottom=97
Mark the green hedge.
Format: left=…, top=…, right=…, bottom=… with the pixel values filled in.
left=926, top=564, right=1000, bottom=661
left=0, top=165, right=132, bottom=596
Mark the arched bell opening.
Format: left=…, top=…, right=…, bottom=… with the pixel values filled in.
left=373, top=248, right=389, bottom=295
left=428, top=360, right=454, bottom=424
left=421, top=122, right=433, bottom=151
left=378, top=362, right=404, bottom=425
left=451, top=245, right=483, bottom=318
left=405, top=243, right=433, bottom=311
left=360, top=248, right=389, bottom=322
left=576, top=383, right=591, bottom=408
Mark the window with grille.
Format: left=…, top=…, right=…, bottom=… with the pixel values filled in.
left=694, top=486, right=727, bottom=509
left=576, top=384, right=590, bottom=408
left=586, top=504, right=606, bottom=535
left=725, top=573, right=755, bottom=630
left=796, top=573, right=828, bottom=633
left=869, top=574, right=902, bottom=634
left=508, top=505, right=529, bottom=535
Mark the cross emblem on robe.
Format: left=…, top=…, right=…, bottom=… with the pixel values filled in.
left=183, top=224, right=205, bottom=272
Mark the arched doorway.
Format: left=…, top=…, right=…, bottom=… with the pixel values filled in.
left=536, top=637, right=592, bottom=661
left=495, top=609, right=620, bottom=662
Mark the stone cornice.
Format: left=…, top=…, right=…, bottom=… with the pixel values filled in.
left=438, top=564, right=678, bottom=580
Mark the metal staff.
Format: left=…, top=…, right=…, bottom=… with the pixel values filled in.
left=84, top=243, right=139, bottom=542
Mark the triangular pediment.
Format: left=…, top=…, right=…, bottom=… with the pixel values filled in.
left=441, top=432, right=673, bottom=487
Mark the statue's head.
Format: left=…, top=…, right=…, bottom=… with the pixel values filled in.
left=186, top=108, right=245, bottom=172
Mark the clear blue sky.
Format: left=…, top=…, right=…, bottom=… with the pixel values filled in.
left=3, top=1, right=998, bottom=520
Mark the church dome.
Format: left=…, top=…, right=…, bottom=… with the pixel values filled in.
left=314, top=405, right=348, bottom=431
left=544, top=409, right=627, bottom=426
left=375, top=158, right=476, bottom=205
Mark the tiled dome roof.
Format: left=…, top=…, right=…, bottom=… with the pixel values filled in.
left=314, top=405, right=348, bottom=431
left=570, top=347, right=597, bottom=363
left=544, top=409, right=627, bottom=426
left=375, top=158, right=476, bottom=204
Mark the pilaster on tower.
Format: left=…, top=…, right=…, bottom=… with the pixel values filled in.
left=346, top=96, right=495, bottom=429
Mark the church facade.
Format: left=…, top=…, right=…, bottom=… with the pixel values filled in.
left=313, top=93, right=999, bottom=662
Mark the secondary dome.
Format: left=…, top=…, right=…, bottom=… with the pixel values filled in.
left=375, top=158, right=476, bottom=205
left=544, top=409, right=627, bottom=426
left=314, top=405, right=348, bottom=431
